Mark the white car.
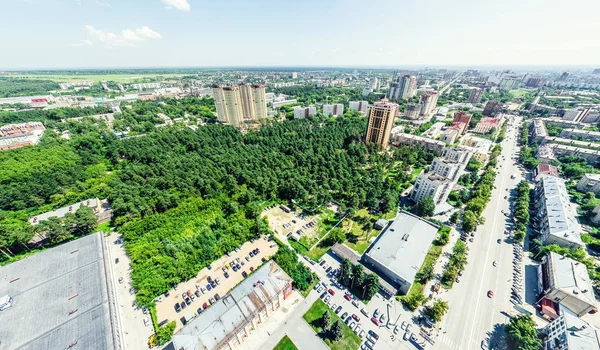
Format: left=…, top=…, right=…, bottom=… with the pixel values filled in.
left=401, top=321, right=407, bottom=330
left=355, top=324, right=362, bottom=335
left=349, top=321, right=356, bottom=330
left=359, top=330, right=366, bottom=339
left=394, top=325, right=399, bottom=334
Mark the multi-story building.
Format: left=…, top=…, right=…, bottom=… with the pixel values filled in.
left=0, top=122, right=46, bottom=151
left=534, top=163, right=559, bottom=181
left=531, top=118, right=549, bottom=143
left=459, top=136, right=493, bottom=162
left=323, top=103, right=344, bottom=117
left=576, top=174, right=600, bottom=195
left=212, top=84, right=267, bottom=127
left=410, top=173, right=453, bottom=205
left=552, top=143, right=600, bottom=165
left=293, top=106, right=317, bottom=119
left=419, top=91, right=439, bottom=116
left=168, top=261, right=293, bottom=350
left=542, top=306, right=600, bottom=350
left=440, top=128, right=459, bottom=144
left=562, top=107, right=593, bottom=122
left=404, top=103, right=422, bottom=119
left=534, top=175, right=583, bottom=249
left=362, top=87, right=373, bottom=97
left=482, top=100, right=503, bottom=116
left=398, top=75, right=417, bottom=100
left=387, top=82, right=400, bottom=101
left=392, top=133, right=446, bottom=154
left=467, top=88, right=483, bottom=103
left=537, top=252, right=597, bottom=320
left=560, top=128, right=600, bottom=142
left=442, top=147, right=472, bottom=165
left=349, top=101, right=368, bottom=114
left=365, top=99, right=398, bottom=147
left=472, top=117, right=500, bottom=134
left=368, top=77, right=378, bottom=90
left=453, top=111, right=472, bottom=134
left=430, top=157, right=462, bottom=181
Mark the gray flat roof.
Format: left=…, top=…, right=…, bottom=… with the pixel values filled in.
left=0, top=233, right=115, bottom=350
left=538, top=176, right=582, bottom=246
left=549, top=252, right=595, bottom=306
left=364, top=211, right=439, bottom=286
left=171, top=261, right=292, bottom=350
left=561, top=305, right=600, bottom=350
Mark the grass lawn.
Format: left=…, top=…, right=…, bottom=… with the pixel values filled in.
left=405, top=244, right=442, bottom=298
left=272, top=335, right=298, bottom=350
left=509, top=89, right=530, bottom=98
left=303, top=299, right=361, bottom=350
left=306, top=245, right=330, bottom=261
left=344, top=208, right=394, bottom=254
left=96, top=221, right=112, bottom=234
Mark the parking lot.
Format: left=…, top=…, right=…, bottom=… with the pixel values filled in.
left=155, top=236, right=279, bottom=332
left=312, top=252, right=428, bottom=350
left=262, top=205, right=321, bottom=245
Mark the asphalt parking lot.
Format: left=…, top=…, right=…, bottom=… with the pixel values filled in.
left=313, top=252, right=424, bottom=350
left=156, top=236, right=279, bottom=332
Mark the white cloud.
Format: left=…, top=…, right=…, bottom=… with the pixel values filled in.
left=71, top=39, right=94, bottom=48
left=160, top=0, right=190, bottom=12
left=84, top=25, right=162, bottom=48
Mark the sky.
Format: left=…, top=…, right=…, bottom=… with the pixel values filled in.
left=1, top=0, right=599, bottom=69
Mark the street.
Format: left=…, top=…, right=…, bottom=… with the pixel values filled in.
left=437, top=117, right=531, bottom=350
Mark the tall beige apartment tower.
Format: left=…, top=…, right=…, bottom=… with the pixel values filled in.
left=365, top=98, right=399, bottom=147
left=251, top=84, right=267, bottom=119
left=212, top=85, right=244, bottom=128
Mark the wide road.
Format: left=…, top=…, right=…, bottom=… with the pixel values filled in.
left=435, top=116, right=526, bottom=350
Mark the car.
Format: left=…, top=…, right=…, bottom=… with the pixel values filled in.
left=118, top=277, right=124, bottom=284
left=209, top=297, right=215, bottom=305
left=355, top=324, right=362, bottom=335
left=359, top=330, right=366, bottom=339
left=200, top=286, right=206, bottom=294
left=184, top=298, right=191, bottom=305
left=341, top=312, right=348, bottom=320
left=361, top=308, right=368, bottom=317
left=215, top=277, right=221, bottom=285
left=242, top=271, right=248, bottom=278
left=349, top=321, right=356, bottom=330
left=324, top=295, right=331, bottom=303
left=328, top=289, right=335, bottom=296
left=203, top=302, right=208, bottom=309
left=180, top=316, right=187, bottom=325
left=207, top=264, right=212, bottom=270
left=164, top=291, right=170, bottom=297
left=180, top=301, right=187, bottom=309
left=368, top=330, right=379, bottom=341
left=497, top=239, right=502, bottom=244
left=352, top=300, right=359, bottom=307
left=487, top=290, right=494, bottom=298
left=215, top=293, right=221, bottom=301
left=317, top=287, right=324, bottom=293
left=394, top=325, right=399, bottom=334
left=115, top=258, right=119, bottom=264
left=249, top=251, right=255, bottom=257
left=410, top=333, right=417, bottom=342
left=352, top=314, right=360, bottom=322
left=232, top=265, right=238, bottom=272
left=326, top=267, right=332, bottom=273
left=321, top=292, right=327, bottom=299
left=174, top=303, right=181, bottom=312
left=221, top=266, right=226, bottom=272
left=206, top=284, right=212, bottom=291
left=195, top=290, right=201, bottom=298
left=371, top=317, right=379, bottom=326
left=344, top=293, right=351, bottom=301
left=254, top=248, right=260, bottom=255
left=314, top=283, right=320, bottom=290
left=190, top=294, right=195, bottom=301
left=224, top=271, right=229, bottom=278
left=336, top=306, right=342, bottom=314
left=401, top=321, right=407, bottom=330
left=262, top=257, right=267, bottom=262
left=403, top=331, right=410, bottom=341
left=245, top=256, right=250, bottom=261
left=320, top=260, right=326, bottom=266
left=250, top=266, right=254, bottom=272
left=197, top=307, right=202, bottom=314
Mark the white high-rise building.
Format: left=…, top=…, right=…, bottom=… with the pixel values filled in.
left=323, top=104, right=344, bottom=116
left=349, top=101, right=368, bottom=114
left=212, top=84, right=267, bottom=128
left=430, top=157, right=462, bottom=181
left=410, top=173, right=453, bottom=205
left=293, top=106, right=317, bottom=119
left=369, top=77, right=378, bottom=90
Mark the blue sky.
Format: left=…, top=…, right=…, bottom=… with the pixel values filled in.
left=1, top=0, right=599, bottom=69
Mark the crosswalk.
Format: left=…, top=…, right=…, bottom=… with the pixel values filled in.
left=434, top=333, right=463, bottom=350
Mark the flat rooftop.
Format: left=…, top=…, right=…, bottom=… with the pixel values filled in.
left=364, top=211, right=439, bottom=286
left=537, top=176, right=582, bottom=246
left=549, top=252, right=595, bottom=306
left=0, top=233, right=115, bottom=350
left=561, top=305, right=600, bottom=350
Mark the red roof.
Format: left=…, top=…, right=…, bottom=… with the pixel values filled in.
left=535, top=163, right=559, bottom=178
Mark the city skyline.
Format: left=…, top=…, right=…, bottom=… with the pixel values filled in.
left=2, top=0, right=599, bottom=69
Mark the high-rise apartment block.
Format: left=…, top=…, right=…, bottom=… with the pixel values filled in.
left=369, top=77, right=378, bottom=90
left=419, top=91, right=439, bottom=116
left=387, top=74, right=416, bottom=101
left=404, top=103, right=421, bottom=119
left=410, top=173, right=453, bottom=205
left=323, top=104, right=344, bottom=116
left=293, top=106, right=317, bottom=119
left=365, top=99, right=399, bottom=147
left=467, top=88, right=483, bottom=103
left=482, top=100, right=503, bottom=116
left=349, top=101, right=369, bottom=114
left=212, top=84, right=267, bottom=128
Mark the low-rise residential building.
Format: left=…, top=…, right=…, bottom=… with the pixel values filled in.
left=562, top=107, right=600, bottom=123
left=440, top=128, right=459, bottom=144
left=576, top=174, right=600, bottom=195
left=537, top=252, right=597, bottom=320
left=410, top=172, right=453, bottom=206
left=534, top=163, right=560, bottom=181
left=349, top=101, right=368, bottom=114
left=552, top=143, right=600, bottom=165
left=534, top=176, right=583, bottom=249
left=167, top=261, right=293, bottom=350
left=531, top=118, right=549, bottom=143
left=560, top=128, right=600, bottom=142
left=537, top=144, right=557, bottom=164
left=545, top=117, right=586, bottom=129
left=453, top=111, right=472, bottom=135
left=0, top=122, right=46, bottom=151
left=472, top=117, right=500, bottom=134
left=323, top=103, right=344, bottom=116
left=430, top=157, right=462, bottom=181
left=459, top=135, right=493, bottom=162
left=362, top=211, right=439, bottom=295
left=421, top=122, right=446, bottom=139
left=293, top=106, right=317, bottom=119
left=392, top=133, right=446, bottom=154
left=542, top=305, right=600, bottom=350
left=28, top=198, right=111, bottom=225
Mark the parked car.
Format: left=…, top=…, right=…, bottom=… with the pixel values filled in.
left=352, top=314, right=360, bottom=322
left=181, top=302, right=187, bottom=309
left=344, top=293, right=351, bottom=301
left=197, top=307, right=202, bottom=314
left=242, top=271, right=248, bottom=278
left=368, top=330, right=379, bottom=341
left=174, top=303, right=181, bottom=312
left=224, top=271, right=229, bottom=278
left=328, top=289, right=335, bottom=296
left=341, top=312, right=348, bottom=320
left=215, top=293, right=221, bottom=301
left=202, top=302, right=208, bottom=309
left=209, top=297, right=215, bottom=305
left=206, top=284, right=212, bottom=291
left=336, top=306, right=342, bottom=314
left=371, top=317, right=379, bottom=326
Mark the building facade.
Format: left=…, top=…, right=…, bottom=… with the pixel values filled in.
left=419, top=91, right=439, bottom=116
left=323, top=103, right=344, bottom=116
left=393, top=133, right=446, bottom=154
left=430, top=157, right=462, bottom=181
left=365, top=99, right=399, bottom=147
left=411, top=173, right=453, bottom=205
left=482, top=100, right=503, bottom=116
left=576, top=174, right=600, bottom=195
left=349, top=101, right=369, bottom=114
left=293, top=106, right=317, bottom=119
left=542, top=306, right=600, bottom=350
left=472, top=117, right=500, bottom=134
left=467, top=88, right=483, bottom=103
left=560, top=128, right=600, bottom=142
left=212, top=84, right=267, bottom=127
left=404, top=103, right=422, bottom=119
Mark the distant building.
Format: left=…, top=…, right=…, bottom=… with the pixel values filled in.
left=28, top=198, right=110, bottom=226
left=576, top=174, right=600, bottom=195
left=542, top=306, right=600, bottom=350
left=419, top=91, right=439, bottom=116
left=562, top=107, right=592, bottom=122
left=212, top=84, right=267, bottom=128
left=168, top=261, right=293, bottom=350
left=442, top=147, right=472, bottom=164
left=467, top=88, right=483, bottom=104
left=459, top=136, right=493, bottom=162
left=404, top=103, right=422, bottom=119
left=362, top=87, right=373, bottom=97
left=293, top=106, right=317, bottom=119
left=453, top=111, right=472, bottom=134
left=365, top=99, right=398, bottom=147
left=362, top=210, right=439, bottom=295
left=368, top=77, right=378, bottom=90
left=440, top=128, right=459, bottom=144
left=349, top=101, right=368, bottom=114
left=482, top=101, right=503, bottom=116
left=534, top=176, right=583, bottom=248
left=530, top=119, right=549, bottom=143
left=0, top=122, right=46, bottom=151
left=291, top=72, right=298, bottom=79
left=534, top=163, right=559, bottom=181
left=387, top=75, right=417, bottom=101
left=132, top=82, right=161, bottom=90
left=560, top=128, right=600, bottom=142
left=537, top=252, right=597, bottom=320
left=323, top=103, right=344, bottom=117
left=392, top=133, right=446, bottom=154
left=472, top=117, right=500, bottom=134
left=410, top=172, right=453, bottom=206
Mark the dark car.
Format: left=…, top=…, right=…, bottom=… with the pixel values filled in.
left=336, top=306, right=342, bottom=314
left=368, top=330, right=379, bottom=340
left=195, top=290, right=201, bottom=298
left=232, top=265, right=238, bottom=272
left=207, top=264, right=212, bottom=270
left=197, top=307, right=202, bottom=314
left=242, top=271, right=248, bottom=278
left=207, top=276, right=213, bottom=283
left=262, top=257, right=267, bottom=262
left=249, top=251, right=255, bottom=257
left=215, top=293, right=221, bottom=301
left=352, top=314, right=360, bottom=322
left=254, top=248, right=260, bottom=255
left=174, top=303, right=181, bottom=312
left=115, top=258, right=119, bottom=264
left=185, top=297, right=191, bottom=305
left=206, top=284, right=212, bottom=291
left=224, top=271, right=230, bottom=278
left=164, top=291, right=170, bottom=297
left=181, top=301, right=187, bottom=309
left=180, top=316, right=187, bottom=325
left=341, top=312, right=348, bottom=320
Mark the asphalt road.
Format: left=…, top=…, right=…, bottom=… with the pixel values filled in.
left=436, top=117, right=526, bottom=350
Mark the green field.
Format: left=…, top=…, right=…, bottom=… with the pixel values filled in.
left=302, top=299, right=361, bottom=350
left=7, top=73, right=188, bottom=82
left=509, top=89, right=530, bottom=98
left=272, top=335, right=298, bottom=350
left=344, top=208, right=394, bottom=254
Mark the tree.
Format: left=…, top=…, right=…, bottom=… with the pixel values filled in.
left=330, top=320, right=343, bottom=341
left=449, top=211, right=459, bottom=224
left=340, top=259, right=352, bottom=286
left=325, top=228, right=345, bottom=245
left=351, top=264, right=364, bottom=289
left=424, top=300, right=449, bottom=322
left=415, top=196, right=435, bottom=217
left=362, top=273, right=380, bottom=299
left=321, top=310, right=332, bottom=330
left=415, top=265, right=435, bottom=284
left=461, top=210, right=478, bottom=232
left=505, top=315, right=542, bottom=350
left=402, top=291, right=425, bottom=311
